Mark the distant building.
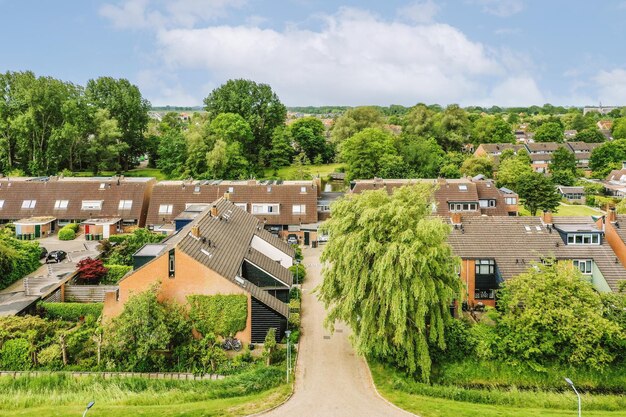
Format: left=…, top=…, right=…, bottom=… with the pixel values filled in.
left=583, top=106, right=618, bottom=116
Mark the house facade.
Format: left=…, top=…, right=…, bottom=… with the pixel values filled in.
left=103, top=199, right=295, bottom=344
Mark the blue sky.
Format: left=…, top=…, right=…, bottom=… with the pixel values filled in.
left=2, top=0, right=626, bottom=107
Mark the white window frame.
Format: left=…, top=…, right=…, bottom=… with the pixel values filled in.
left=505, top=197, right=517, bottom=205
left=228, top=186, right=234, bottom=193
left=567, top=233, right=600, bottom=245
left=292, top=204, right=306, bottom=214
left=118, top=200, right=133, bottom=210
left=158, top=204, right=173, bottom=215
left=252, top=203, right=280, bottom=215
left=54, top=200, right=69, bottom=210
left=479, top=200, right=488, bottom=208
left=300, top=186, right=307, bottom=193
left=234, top=203, right=247, bottom=211
left=573, top=259, right=593, bottom=275
left=317, top=204, right=331, bottom=212
left=22, top=200, right=36, bottom=209
left=81, top=200, right=102, bottom=211
left=0, top=200, right=4, bottom=209
left=459, top=184, right=468, bottom=191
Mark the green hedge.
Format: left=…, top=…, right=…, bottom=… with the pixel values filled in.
left=108, top=234, right=130, bottom=244
left=58, top=227, right=76, bottom=241
left=188, top=294, right=247, bottom=337
left=66, top=223, right=80, bottom=233
left=38, top=302, right=103, bottom=321
left=101, top=264, right=132, bottom=284
left=0, top=338, right=31, bottom=370
left=0, top=231, right=40, bottom=290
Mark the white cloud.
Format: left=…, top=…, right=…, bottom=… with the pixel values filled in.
left=593, top=69, right=626, bottom=105
left=470, top=0, right=525, bottom=17
left=100, top=0, right=245, bottom=29
left=482, top=76, right=544, bottom=107
left=155, top=8, right=515, bottom=105
left=397, top=0, right=440, bottom=24
left=135, top=69, right=199, bottom=106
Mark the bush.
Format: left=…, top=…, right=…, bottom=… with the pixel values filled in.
left=187, top=294, right=248, bottom=337
left=66, top=223, right=79, bottom=233
left=58, top=227, right=76, bottom=241
left=107, top=234, right=130, bottom=244
left=37, top=344, right=62, bottom=369
left=289, top=287, right=301, bottom=301
left=288, top=298, right=300, bottom=311
left=76, top=258, right=108, bottom=283
left=0, top=338, right=31, bottom=370
left=289, top=264, right=306, bottom=284
left=288, top=313, right=300, bottom=329
left=0, top=231, right=41, bottom=290
left=101, top=264, right=132, bottom=284
left=38, top=302, right=103, bottom=321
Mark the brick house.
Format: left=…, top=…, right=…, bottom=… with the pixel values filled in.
left=103, top=198, right=295, bottom=344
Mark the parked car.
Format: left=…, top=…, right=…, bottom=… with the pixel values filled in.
left=46, top=250, right=67, bottom=263
left=287, top=234, right=299, bottom=245
left=39, top=247, right=48, bottom=259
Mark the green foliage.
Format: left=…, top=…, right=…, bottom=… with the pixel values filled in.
left=534, top=122, right=564, bottom=142
left=549, top=146, right=578, bottom=186
left=57, top=227, right=76, bottom=241
left=38, top=302, right=103, bottom=321
left=330, top=106, right=385, bottom=144
left=517, top=172, right=561, bottom=216
left=263, top=328, right=277, bottom=365
left=470, top=115, right=515, bottom=144
left=290, top=117, right=331, bottom=163
left=157, top=129, right=188, bottom=178
left=340, top=128, right=404, bottom=180
left=0, top=338, right=31, bottom=370
left=101, top=264, right=132, bottom=284
left=397, top=136, right=445, bottom=178
left=105, top=228, right=164, bottom=266
left=460, top=156, right=493, bottom=178
left=319, top=184, right=461, bottom=381
left=495, top=261, right=623, bottom=370
left=65, top=223, right=79, bottom=232
left=612, top=117, right=626, bottom=140
left=495, top=155, right=533, bottom=190
left=36, top=343, right=62, bottom=369
left=288, top=313, right=300, bottom=329
left=187, top=294, right=248, bottom=338
left=0, top=230, right=41, bottom=290
left=289, top=263, right=306, bottom=284
left=268, top=126, right=294, bottom=169
left=590, top=139, right=626, bottom=177
left=575, top=127, right=606, bottom=143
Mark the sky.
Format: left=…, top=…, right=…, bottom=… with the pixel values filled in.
left=2, top=0, right=626, bottom=107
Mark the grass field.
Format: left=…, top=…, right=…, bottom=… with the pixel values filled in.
left=370, top=363, right=626, bottom=417
left=519, top=202, right=604, bottom=217
left=0, top=368, right=290, bottom=417
left=72, top=168, right=167, bottom=180
left=263, top=163, right=345, bottom=180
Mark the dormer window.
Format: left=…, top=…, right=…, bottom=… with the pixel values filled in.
left=449, top=202, right=477, bottom=212
left=81, top=200, right=102, bottom=211
left=99, top=183, right=106, bottom=190
left=159, top=204, right=173, bottom=215
left=566, top=233, right=600, bottom=245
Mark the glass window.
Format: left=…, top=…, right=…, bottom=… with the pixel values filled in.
left=22, top=200, right=36, bottom=209
left=158, top=204, right=173, bottom=215
left=0, top=200, right=4, bottom=209
left=489, top=200, right=496, bottom=207
left=505, top=197, right=517, bottom=205
left=54, top=200, right=69, bottom=209
left=479, top=200, right=488, bottom=208
left=118, top=200, right=133, bottom=210
left=575, top=235, right=583, bottom=244
left=228, top=186, right=234, bottom=193
left=300, top=186, right=307, bottom=193
left=573, top=259, right=593, bottom=274
left=234, top=203, right=247, bottom=211
left=292, top=205, right=306, bottom=214
left=459, top=184, right=468, bottom=191
left=81, top=200, right=102, bottom=210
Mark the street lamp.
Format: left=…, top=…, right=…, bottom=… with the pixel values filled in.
left=564, top=378, right=581, bottom=417
left=82, top=401, right=95, bottom=417
left=285, top=330, right=292, bottom=383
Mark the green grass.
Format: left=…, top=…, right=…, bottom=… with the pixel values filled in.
left=71, top=168, right=166, bottom=180
left=519, top=202, right=603, bottom=217
left=370, top=362, right=626, bottom=417
left=263, top=163, right=344, bottom=180
left=0, top=366, right=290, bottom=417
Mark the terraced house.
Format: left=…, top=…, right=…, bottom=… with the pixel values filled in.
left=0, top=176, right=155, bottom=234
left=145, top=179, right=318, bottom=238
left=350, top=177, right=519, bottom=217
left=448, top=211, right=626, bottom=308
left=103, top=198, right=294, bottom=343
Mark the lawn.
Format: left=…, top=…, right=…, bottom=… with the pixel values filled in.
left=263, top=163, right=345, bottom=180
left=370, top=362, right=626, bottom=417
left=519, top=202, right=604, bottom=217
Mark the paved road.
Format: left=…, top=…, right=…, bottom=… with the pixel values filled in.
left=263, top=246, right=414, bottom=417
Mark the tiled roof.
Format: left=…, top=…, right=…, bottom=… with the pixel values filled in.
left=146, top=180, right=318, bottom=226
left=529, top=153, right=553, bottom=162
left=0, top=176, right=154, bottom=224
left=477, top=144, right=525, bottom=153
left=557, top=186, right=585, bottom=194
left=607, top=169, right=626, bottom=182
left=567, top=141, right=601, bottom=152
left=448, top=216, right=626, bottom=291
left=245, top=248, right=293, bottom=286
left=526, top=142, right=562, bottom=153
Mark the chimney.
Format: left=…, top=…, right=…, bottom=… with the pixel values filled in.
left=451, top=212, right=462, bottom=226
left=541, top=210, right=553, bottom=226
left=190, top=225, right=200, bottom=238
left=211, top=205, right=218, bottom=217
left=608, top=206, right=617, bottom=223
left=224, top=192, right=230, bottom=201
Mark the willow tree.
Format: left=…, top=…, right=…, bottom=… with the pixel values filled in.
left=319, top=184, right=460, bottom=380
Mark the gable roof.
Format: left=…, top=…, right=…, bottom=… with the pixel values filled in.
left=525, top=142, right=562, bottom=153
left=477, top=144, right=525, bottom=154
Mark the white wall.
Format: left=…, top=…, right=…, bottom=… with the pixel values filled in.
left=251, top=235, right=293, bottom=268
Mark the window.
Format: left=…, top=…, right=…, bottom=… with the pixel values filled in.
left=479, top=200, right=488, bottom=208
left=573, top=259, right=593, bottom=275
left=252, top=204, right=280, bottom=214
left=459, top=184, right=468, bottom=191
left=81, top=200, right=102, bottom=211
left=475, top=259, right=497, bottom=298
left=228, top=186, right=234, bottom=193
left=159, top=204, right=173, bottom=215
left=193, top=185, right=200, bottom=193
left=567, top=233, right=600, bottom=245
left=267, top=186, right=272, bottom=192
left=505, top=197, right=517, bottom=205
left=168, top=249, right=175, bottom=278
left=292, top=204, right=306, bottom=214
left=99, top=183, right=106, bottom=190
left=21, top=200, right=36, bottom=209
left=0, top=200, right=4, bottom=209
left=234, top=203, right=247, bottom=211
left=300, top=186, right=307, bottom=193
left=449, top=202, right=477, bottom=212
left=54, top=200, right=69, bottom=210
left=475, top=259, right=495, bottom=275
left=318, top=204, right=331, bottom=212
left=185, top=203, right=209, bottom=210
left=118, top=200, right=133, bottom=210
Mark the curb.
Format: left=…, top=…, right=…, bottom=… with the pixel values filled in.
left=364, top=358, right=420, bottom=417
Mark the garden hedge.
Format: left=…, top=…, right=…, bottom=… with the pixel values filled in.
left=101, top=264, right=132, bottom=284
left=188, top=294, right=247, bottom=337
left=58, top=227, right=76, bottom=241
left=38, top=302, right=103, bottom=321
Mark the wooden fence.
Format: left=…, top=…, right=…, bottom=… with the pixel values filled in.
left=63, top=285, right=119, bottom=303
left=0, top=371, right=224, bottom=381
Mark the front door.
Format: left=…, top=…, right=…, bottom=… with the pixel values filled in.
left=304, top=231, right=310, bottom=245
left=34, top=225, right=41, bottom=238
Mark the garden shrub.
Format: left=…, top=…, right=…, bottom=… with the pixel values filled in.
left=107, top=234, right=129, bottom=244
left=106, top=229, right=164, bottom=266
left=289, top=263, right=306, bottom=284
left=0, top=338, right=32, bottom=370
left=37, top=344, right=62, bottom=369
left=101, top=264, right=132, bottom=284
left=0, top=230, right=40, bottom=290
left=288, top=313, right=300, bottom=329
left=289, top=298, right=300, bottom=311
left=38, top=302, right=103, bottom=321
left=188, top=294, right=248, bottom=337
left=58, top=227, right=76, bottom=241
left=66, top=223, right=80, bottom=233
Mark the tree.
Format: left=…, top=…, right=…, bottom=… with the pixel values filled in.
left=395, top=135, right=444, bottom=178
left=434, top=104, right=470, bottom=151
left=340, top=128, right=401, bottom=180
left=85, top=77, right=150, bottom=170
left=612, top=118, right=626, bottom=140
left=263, top=328, right=277, bottom=365
left=330, top=107, right=384, bottom=145
left=549, top=146, right=577, bottom=186
left=516, top=172, right=561, bottom=216
left=496, top=261, right=622, bottom=370
left=534, top=122, right=564, bottom=143
left=460, top=156, right=493, bottom=178
left=288, top=152, right=312, bottom=180
left=590, top=139, right=626, bottom=178
left=157, top=129, right=187, bottom=178
left=84, top=109, right=126, bottom=174
left=319, top=184, right=461, bottom=380
left=290, top=117, right=330, bottom=162
left=574, top=127, right=605, bottom=143
left=495, top=155, right=533, bottom=190
left=203, top=79, right=286, bottom=160
left=268, top=126, right=294, bottom=170
left=76, top=258, right=108, bottom=283
left=208, top=113, right=254, bottom=157
left=470, top=116, right=515, bottom=144
left=403, top=104, right=435, bottom=138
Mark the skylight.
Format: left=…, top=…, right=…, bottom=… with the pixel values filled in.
left=459, top=185, right=468, bottom=191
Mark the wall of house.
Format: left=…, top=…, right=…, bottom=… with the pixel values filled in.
left=103, top=249, right=253, bottom=344
left=459, top=259, right=496, bottom=308
left=591, top=263, right=612, bottom=292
